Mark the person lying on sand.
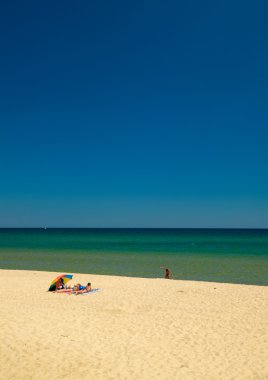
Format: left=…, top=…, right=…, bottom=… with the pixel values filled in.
left=55, top=288, right=72, bottom=294
left=55, top=283, right=91, bottom=294
left=55, top=283, right=81, bottom=294
left=73, top=283, right=92, bottom=295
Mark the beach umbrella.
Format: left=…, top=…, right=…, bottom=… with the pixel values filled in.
left=48, top=274, right=73, bottom=291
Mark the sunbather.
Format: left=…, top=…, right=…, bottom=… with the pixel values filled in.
left=55, top=283, right=80, bottom=293
left=74, top=282, right=92, bottom=295
left=56, top=283, right=91, bottom=294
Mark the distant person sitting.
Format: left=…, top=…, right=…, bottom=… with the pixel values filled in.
left=160, top=267, right=173, bottom=279
left=56, top=278, right=65, bottom=290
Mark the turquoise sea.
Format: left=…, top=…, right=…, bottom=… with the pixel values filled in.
left=0, top=228, right=267, bottom=285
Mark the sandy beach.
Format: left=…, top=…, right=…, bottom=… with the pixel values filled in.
left=0, top=269, right=267, bottom=380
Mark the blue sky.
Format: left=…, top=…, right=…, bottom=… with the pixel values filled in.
left=0, top=0, right=268, bottom=227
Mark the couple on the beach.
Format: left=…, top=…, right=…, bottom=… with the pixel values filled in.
left=56, top=280, right=92, bottom=295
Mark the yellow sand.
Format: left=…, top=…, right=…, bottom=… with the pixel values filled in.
left=0, top=270, right=267, bottom=380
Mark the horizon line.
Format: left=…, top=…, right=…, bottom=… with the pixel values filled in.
left=0, top=227, right=268, bottom=230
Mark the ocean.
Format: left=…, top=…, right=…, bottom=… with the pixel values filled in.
left=0, top=228, right=267, bottom=285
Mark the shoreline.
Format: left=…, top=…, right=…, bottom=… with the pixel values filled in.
left=1, top=267, right=267, bottom=288
left=1, top=269, right=268, bottom=379
left=0, top=268, right=268, bottom=289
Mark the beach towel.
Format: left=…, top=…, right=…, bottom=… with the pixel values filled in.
left=80, top=288, right=101, bottom=295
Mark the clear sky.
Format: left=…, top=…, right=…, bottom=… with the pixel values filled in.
left=0, top=0, right=268, bottom=228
